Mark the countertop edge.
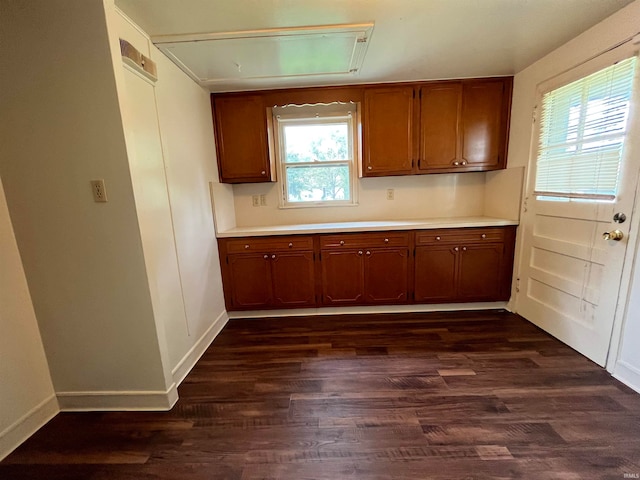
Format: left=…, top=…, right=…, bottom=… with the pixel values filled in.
left=216, top=217, right=519, bottom=238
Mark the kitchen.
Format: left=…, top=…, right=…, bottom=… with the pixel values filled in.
left=2, top=0, right=640, bottom=474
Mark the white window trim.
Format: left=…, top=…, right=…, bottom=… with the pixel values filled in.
left=270, top=103, right=360, bottom=209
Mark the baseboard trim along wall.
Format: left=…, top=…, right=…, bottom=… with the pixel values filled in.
left=0, top=394, right=59, bottom=462
left=614, top=361, right=640, bottom=394
left=227, top=302, right=510, bottom=319
left=172, top=310, right=229, bottom=386
left=57, top=384, right=178, bottom=412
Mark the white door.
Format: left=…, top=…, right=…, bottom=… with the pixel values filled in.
left=517, top=47, right=640, bottom=367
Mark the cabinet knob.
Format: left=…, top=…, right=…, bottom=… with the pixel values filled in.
left=367, top=166, right=373, bottom=170
left=435, top=236, right=441, bottom=241
left=263, top=254, right=269, bottom=259
left=454, top=247, right=459, bottom=252
left=366, top=251, right=371, bottom=256
left=461, top=161, right=467, bottom=166
left=384, top=238, right=389, bottom=243
left=358, top=250, right=363, bottom=256
left=340, top=240, right=345, bottom=246
left=481, top=234, right=487, bottom=239
left=453, top=161, right=460, bottom=166
left=245, top=244, right=250, bottom=249
left=462, top=246, right=467, bottom=251
left=271, top=254, right=276, bottom=259
left=288, top=242, right=293, bottom=248
left=261, top=170, right=266, bottom=175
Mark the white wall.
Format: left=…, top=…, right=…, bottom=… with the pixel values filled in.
left=151, top=37, right=228, bottom=379
left=234, top=172, right=488, bottom=227
left=0, top=0, right=171, bottom=407
left=107, top=6, right=228, bottom=383
left=0, top=177, right=58, bottom=461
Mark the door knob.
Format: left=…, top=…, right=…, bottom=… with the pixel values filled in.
left=603, top=230, right=624, bottom=241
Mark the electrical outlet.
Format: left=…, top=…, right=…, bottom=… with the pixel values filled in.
left=90, top=179, right=108, bottom=202
left=252, top=195, right=260, bottom=207
left=386, top=188, right=394, bottom=200
left=260, top=194, right=267, bottom=206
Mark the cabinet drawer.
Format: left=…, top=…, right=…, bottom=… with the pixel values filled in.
left=415, top=228, right=505, bottom=246
left=320, top=232, right=409, bottom=249
left=224, top=236, right=314, bottom=254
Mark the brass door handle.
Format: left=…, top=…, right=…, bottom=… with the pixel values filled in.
left=603, top=230, right=624, bottom=241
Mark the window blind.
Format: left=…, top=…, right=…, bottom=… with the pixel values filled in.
left=535, top=56, right=637, bottom=200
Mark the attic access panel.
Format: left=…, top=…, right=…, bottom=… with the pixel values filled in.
left=153, top=23, right=373, bottom=87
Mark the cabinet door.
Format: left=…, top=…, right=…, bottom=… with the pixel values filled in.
left=363, top=87, right=415, bottom=176
left=418, top=83, right=461, bottom=172
left=271, top=251, right=316, bottom=308
left=321, top=250, right=364, bottom=305
left=213, top=95, right=271, bottom=183
left=460, top=80, right=508, bottom=170
left=227, top=253, right=272, bottom=308
left=364, top=248, right=409, bottom=304
left=458, top=243, right=504, bottom=301
left=414, top=245, right=458, bottom=303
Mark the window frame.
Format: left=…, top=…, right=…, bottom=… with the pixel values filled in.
left=270, top=103, right=359, bottom=209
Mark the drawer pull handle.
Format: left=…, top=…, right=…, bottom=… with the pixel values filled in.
left=272, top=254, right=276, bottom=259
left=366, top=251, right=371, bottom=256
left=462, top=247, right=467, bottom=251
left=288, top=242, right=293, bottom=248
left=454, top=247, right=459, bottom=252
left=263, top=254, right=269, bottom=259
left=384, top=238, right=389, bottom=243
left=481, top=234, right=487, bottom=239
left=340, top=240, right=345, bottom=246
left=358, top=250, right=363, bottom=256
left=435, top=236, right=441, bottom=241
left=261, top=170, right=266, bottom=175
left=245, top=244, right=250, bottom=249
left=367, top=166, right=373, bottom=170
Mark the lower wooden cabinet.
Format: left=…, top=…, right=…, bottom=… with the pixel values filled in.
left=218, top=226, right=516, bottom=311
left=320, top=232, right=410, bottom=306
left=414, top=227, right=515, bottom=303
left=219, top=236, right=316, bottom=310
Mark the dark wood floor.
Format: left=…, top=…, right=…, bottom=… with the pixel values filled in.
left=2, top=310, right=640, bottom=479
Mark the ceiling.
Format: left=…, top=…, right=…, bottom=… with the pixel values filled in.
left=115, top=0, right=635, bottom=92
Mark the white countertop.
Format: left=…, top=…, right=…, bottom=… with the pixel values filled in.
left=216, top=216, right=518, bottom=238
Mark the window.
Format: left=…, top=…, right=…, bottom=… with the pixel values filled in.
left=272, top=103, right=358, bottom=207
left=535, top=56, right=637, bottom=200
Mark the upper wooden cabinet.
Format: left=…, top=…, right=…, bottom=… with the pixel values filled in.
left=212, top=94, right=272, bottom=183
left=362, top=77, right=512, bottom=176
left=210, top=79, right=511, bottom=182
left=363, top=87, right=415, bottom=176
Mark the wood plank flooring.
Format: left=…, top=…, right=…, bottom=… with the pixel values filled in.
left=2, top=310, right=640, bottom=479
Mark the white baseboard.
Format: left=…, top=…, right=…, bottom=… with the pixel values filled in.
left=0, top=394, right=59, bottom=462
left=227, top=302, right=509, bottom=319
left=57, top=383, right=178, bottom=412
left=172, top=310, right=229, bottom=386
left=614, top=360, right=640, bottom=394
